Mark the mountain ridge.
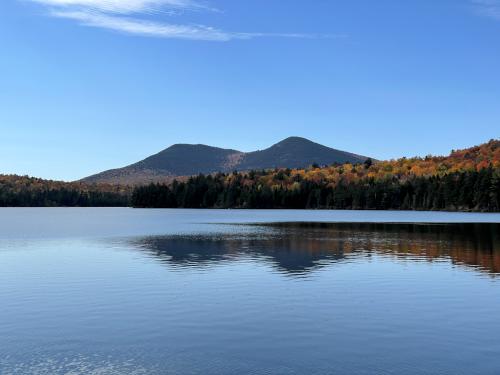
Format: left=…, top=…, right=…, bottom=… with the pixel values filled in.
left=82, top=137, right=371, bottom=185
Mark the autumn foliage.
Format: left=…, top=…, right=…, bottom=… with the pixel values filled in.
left=1, top=140, right=499, bottom=209
left=132, top=140, right=500, bottom=211
left=0, top=175, right=130, bottom=207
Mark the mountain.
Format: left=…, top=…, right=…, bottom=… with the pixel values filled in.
left=82, top=137, right=370, bottom=185
left=237, top=137, right=368, bottom=171
left=131, top=139, right=500, bottom=212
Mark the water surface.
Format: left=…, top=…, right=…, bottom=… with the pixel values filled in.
left=0, top=209, right=499, bottom=374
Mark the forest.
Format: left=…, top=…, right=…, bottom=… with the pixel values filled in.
left=0, top=175, right=129, bottom=207
left=2, top=140, right=499, bottom=210
left=132, top=140, right=500, bottom=212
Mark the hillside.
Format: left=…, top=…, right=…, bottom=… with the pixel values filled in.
left=132, top=139, right=500, bottom=212
left=82, top=137, right=370, bottom=185
left=2, top=140, right=498, bottom=210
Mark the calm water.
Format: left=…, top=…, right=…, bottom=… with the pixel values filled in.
left=1, top=209, right=500, bottom=374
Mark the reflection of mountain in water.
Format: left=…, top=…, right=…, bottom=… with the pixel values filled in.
left=134, top=235, right=340, bottom=274
left=132, top=223, right=500, bottom=276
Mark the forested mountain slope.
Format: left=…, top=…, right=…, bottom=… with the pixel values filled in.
left=132, top=140, right=500, bottom=212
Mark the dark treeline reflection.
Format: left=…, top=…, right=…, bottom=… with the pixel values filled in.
left=132, top=223, right=500, bottom=276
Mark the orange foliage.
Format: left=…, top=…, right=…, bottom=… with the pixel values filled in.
left=236, top=139, right=500, bottom=189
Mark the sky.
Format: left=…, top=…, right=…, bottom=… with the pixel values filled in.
left=1, top=0, right=499, bottom=181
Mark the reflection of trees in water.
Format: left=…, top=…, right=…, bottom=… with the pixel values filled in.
left=132, top=223, right=500, bottom=276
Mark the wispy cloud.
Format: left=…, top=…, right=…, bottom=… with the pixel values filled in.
left=30, top=0, right=207, bottom=14
left=50, top=10, right=239, bottom=41
left=472, top=0, right=500, bottom=20
left=27, top=0, right=329, bottom=41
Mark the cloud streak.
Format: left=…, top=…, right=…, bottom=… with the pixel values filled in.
left=28, top=0, right=327, bottom=41
left=31, top=0, right=205, bottom=14
left=51, top=10, right=238, bottom=41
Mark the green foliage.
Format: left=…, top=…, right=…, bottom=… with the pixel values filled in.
left=131, top=168, right=500, bottom=212
left=0, top=175, right=130, bottom=207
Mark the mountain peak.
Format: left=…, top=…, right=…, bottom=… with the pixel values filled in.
left=280, top=136, right=313, bottom=142
left=165, top=143, right=240, bottom=152
left=82, top=137, right=371, bottom=185
left=272, top=137, right=322, bottom=148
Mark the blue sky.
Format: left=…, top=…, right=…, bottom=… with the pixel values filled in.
left=1, top=0, right=499, bottom=181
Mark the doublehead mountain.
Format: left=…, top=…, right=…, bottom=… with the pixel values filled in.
left=82, top=137, right=371, bottom=185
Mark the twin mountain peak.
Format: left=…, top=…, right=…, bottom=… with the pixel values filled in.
left=82, top=137, right=371, bottom=185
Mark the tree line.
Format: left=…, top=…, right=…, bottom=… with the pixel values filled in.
left=2, top=140, right=498, bottom=209
left=131, top=167, right=500, bottom=212
left=0, top=175, right=129, bottom=207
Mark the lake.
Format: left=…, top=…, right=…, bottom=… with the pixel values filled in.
left=1, top=208, right=500, bottom=374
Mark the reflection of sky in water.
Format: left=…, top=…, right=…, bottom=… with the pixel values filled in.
left=1, top=355, right=154, bottom=375
left=1, top=210, right=500, bottom=375
left=1, top=207, right=499, bottom=240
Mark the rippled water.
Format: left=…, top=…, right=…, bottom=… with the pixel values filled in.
left=1, top=209, right=499, bottom=374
